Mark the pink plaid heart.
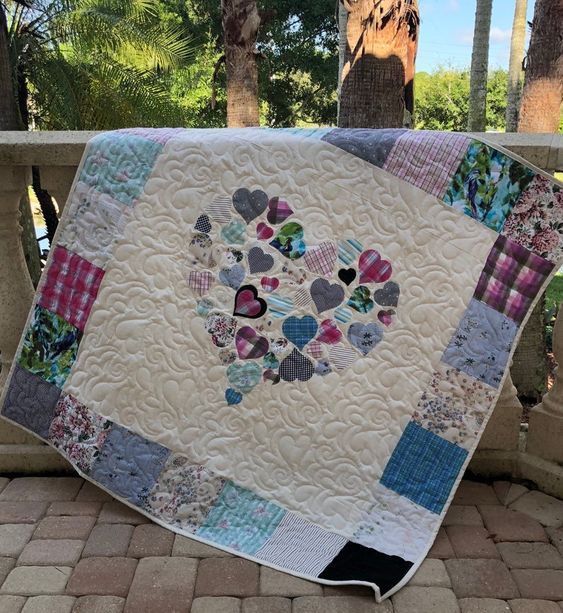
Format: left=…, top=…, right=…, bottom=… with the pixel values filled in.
left=307, top=340, right=323, bottom=359
left=317, top=319, right=342, bottom=344
left=188, top=271, right=214, bottom=296
left=304, top=242, right=337, bottom=276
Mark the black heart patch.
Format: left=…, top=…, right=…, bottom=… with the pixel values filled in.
left=279, top=348, right=314, bottom=382
left=338, top=268, right=356, bottom=286
left=194, top=214, right=212, bottom=234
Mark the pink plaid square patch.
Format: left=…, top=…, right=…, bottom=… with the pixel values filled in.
left=38, top=246, right=105, bottom=332
left=383, top=132, right=470, bottom=199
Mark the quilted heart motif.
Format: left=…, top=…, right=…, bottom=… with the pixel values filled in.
left=338, top=268, right=356, bottom=285
left=304, top=242, right=337, bottom=277
left=359, top=249, right=392, bottom=284
left=256, top=222, right=274, bottom=240
left=347, top=286, right=374, bottom=314
left=267, top=197, right=294, bottom=224
left=279, top=348, right=314, bottom=382
left=226, top=361, right=262, bottom=393
left=263, top=352, right=279, bottom=369
left=317, top=319, right=342, bottom=345
left=373, top=281, right=400, bottom=307
left=248, top=246, right=274, bottom=274
left=348, top=322, right=383, bottom=355
left=225, top=388, right=242, bottom=405
left=263, top=368, right=281, bottom=384
left=219, top=264, right=245, bottom=290
left=233, top=285, right=268, bottom=319
left=221, top=220, right=246, bottom=245
left=194, top=214, right=212, bottom=234
left=282, top=315, right=318, bottom=350
left=378, top=309, right=395, bottom=326
left=270, top=222, right=306, bottom=260
left=233, top=188, right=268, bottom=223
left=205, top=312, right=237, bottom=348
left=236, top=326, right=269, bottom=360
left=260, top=276, right=279, bottom=293
left=310, top=278, right=345, bottom=314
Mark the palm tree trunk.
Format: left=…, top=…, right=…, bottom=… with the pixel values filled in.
left=467, top=0, right=493, bottom=132
left=221, top=0, right=261, bottom=127
left=338, top=0, right=419, bottom=129
left=337, top=3, right=348, bottom=120
left=505, top=0, right=528, bottom=132
left=517, top=0, right=563, bottom=132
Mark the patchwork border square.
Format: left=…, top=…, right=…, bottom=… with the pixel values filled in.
left=48, top=394, right=111, bottom=474
left=255, top=512, right=347, bottom=576
left=321, top=128, right=407, bottom=168
left=38, top=246, right=105, bottom=332
left=18, top=305, right=82, bottom=388
left=383, top=131, right=470, bottom=198
left=197, top=482, right=285, bottom=554
left=380, top=421, right=468, bottom=514
left=474, top=235, right=553, bottom=323
left=441, top=298, right=517, bottom=388
left=89, top=424, right=170, bottom=506
left=144, top=453, right=226, bottom=532
left=1, top=364, right=61, bottom=438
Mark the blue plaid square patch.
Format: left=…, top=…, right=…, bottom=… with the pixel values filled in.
left=380, top=421, right=468, bottom=514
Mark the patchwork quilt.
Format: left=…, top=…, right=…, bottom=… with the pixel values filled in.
left=2, top=127, right=562, bottom=600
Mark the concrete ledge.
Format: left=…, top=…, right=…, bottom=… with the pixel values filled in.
left=0, top=444, right=73, bottom=475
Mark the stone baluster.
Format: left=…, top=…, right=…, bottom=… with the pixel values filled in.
left=39, top=165, right=77, bottom=214
left=0, top=166, right=35, bottom=390
left=527, top=306, right=563, bottom=463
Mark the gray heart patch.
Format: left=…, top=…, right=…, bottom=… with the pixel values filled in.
left=347, top=322, right=383, bottom=356
left=279, top=348, right=314, bottom=382
left=219, top=264, right=245, bottom=290
left=233, top=188, right=268, bottom=224
left=248, top=246, right=274, bottom=274
left=373, top=281, right=400, bottom=307
left=310, top=278, right=344, bottom=314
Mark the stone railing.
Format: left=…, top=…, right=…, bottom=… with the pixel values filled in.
left=0, top=131, right=562, bottom=491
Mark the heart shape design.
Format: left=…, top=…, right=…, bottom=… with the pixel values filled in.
left=219, top=264, right=245, bottom=290
left=358, top=249, right=392, bottom=284
left=218, top=349, right=237, bottom=365
left=279, top=348, right=314, bottom=382
left=310, top=278, right=345, bottom=314
left=194, top=214, right=212, bottom=234
left=226, top=361, right=262, bottom=393
left=225, top=388, right=242, bottom=405
left=267, top=197, right=294, bottom=224
left=317, top=319, right=343, bottom=345
left=263, top=369, right=281, bottom=384
left=189, top=234, right=216, bottom=267
left=378, top=309, right=395, bottom=326
left=347, top=286, right=375, bottom=314
left=263, top=352, right=279, bottom=369
left=373, top=281, right=400, bottom=307
left=270, top=222, right=306, bottom=260
left=315, top=360, right=332, bottom=376
left=347, top=322, right=383, bottom=356
left=205, top=312, right=237, bottom=348
left=221, top=220, right=246, bottom=245
left=304, top=242, right=337, bottom=276
left=338, top=268, right=356, bottom=285
left=328, top=344, right=356, bottom=370
left=282, top=315, right=318, bottom=350
left=256, top=222, right=274, bottom=240
left=235, top=326, right=269, bottom=360
left=233, top=285, right=268, bottom=319
left=260, top=276, right=280, bottom=293
left=196, top=298, right=214, bottom=317
left=233, top=188, right=268, bottom=223
left=224, top=248, right=244, bottom=266
left=248, top=246, right=275, bottom=274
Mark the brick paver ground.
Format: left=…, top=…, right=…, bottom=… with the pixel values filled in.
left=0, top=476, right=561, bottom=612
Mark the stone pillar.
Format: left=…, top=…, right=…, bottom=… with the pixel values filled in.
left=39, top=166, right=77, bottom=214
left=527, top=306, right=563, bottom=463
left=0, top=166, right=34, bottom=389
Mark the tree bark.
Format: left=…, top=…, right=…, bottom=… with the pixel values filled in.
left=505, top=0, right=527, bottom=132
left=221, top=0, right=261, bottom=127
left=518, top=0, right=563, bottom=133
left=338, top=0, right=419, bottom=129
left=337, top=2, right=348, bottom=120
left=467, top=0, right=493, bottom=132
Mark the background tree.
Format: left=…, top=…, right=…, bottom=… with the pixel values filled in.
left=518, top=0, right=563, bottom=132
left=467, top=0, right=493, bottom=131
left=505, top=0, right=527, bottom=131
left=338, top=0, right=420, bottom=128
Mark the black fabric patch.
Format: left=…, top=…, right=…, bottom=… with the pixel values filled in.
left=319, top=541, right=413, bottom=597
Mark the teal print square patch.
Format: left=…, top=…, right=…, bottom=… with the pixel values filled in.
left=380, top=421, right=468, bottom=514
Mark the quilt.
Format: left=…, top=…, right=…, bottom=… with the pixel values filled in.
left=1, top=127, right=562, bottom=601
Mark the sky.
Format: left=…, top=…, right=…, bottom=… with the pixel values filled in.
left=417, top=0, right=536, bottom=73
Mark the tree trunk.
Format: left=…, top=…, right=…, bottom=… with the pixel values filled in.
left=338, top=0, right=419, bottom=129
left=467, top=0, right=493, bottom=132
left=517, top=0, right=563, bottom=133
left=505, top=0, right=528, bottom=132
left=337, top=3, right=348, bottom=120
left=221, top=0, right=261, bottom=127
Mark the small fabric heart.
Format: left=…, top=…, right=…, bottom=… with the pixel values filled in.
left=188, top=271, right=214, bottom=296
left=205, top=196, right=231, bottom=223
left=188, top=234, right=216, bottom=268
left=260, top=276, right=280, bottom=293
left=328, top=344, right=356, bottom=370
left=205, top=312, right=237, bottom=348
left=233, top=285, right=268, bottom=319
left=219, top=264, right=245, bottom=290
left=218, top=349, right=237, bottom=365
left=270, top=222, right=306, bottom=260
left=338, top=268, right=356, bottom=285
left=304, top=242, right=337, bottom=276
left=270, top=338, right=289, bottom=354
left=221, top=220, right=246, bottom=245
left=359, top=249, right=392, bottom=284
left=236, top=326, right=269, bottom=360
left=279, top=348, right=314, bottom=382
left=194, top=214, right=212, bottom=234
left=378, top=309, right=395, bottom=326
left=347, top=322, right=383, bottom=356
left=233, top=188, right=268, bottom=223
left=263, top=351, right=279, bottom=369
left=226, top=361, right=262, bottom=393
left=224, top=248, right=244, bottom=266
left=282, top=315, right=319, bottom=350
left=315, top=360, right=332, bottom=376
left=373, top=281, right=400, bottom=307
left=256, top=222, right=274, bottom=240
left=310, top=278, right=345, bottom=314
left=265, top=293, right=293, bottom=318
left=196, top=298, right=214, bottom=317
left=347, top=286, right=374, bottom=314
left=267, top=197, right=294, bottom=224
left=337, top=238, right=363, bottom=265
left=225, top=388, right=242, bottom=405
left=248, top=246, right=275, bottom=274
left=317, top=319, right=343, bottom=345
left=263, top=369, right=281, bottom=384
left=306, top=340, right=323, bottom=359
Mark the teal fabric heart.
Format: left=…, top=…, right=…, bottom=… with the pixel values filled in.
left=347, top=286, right=374, bottom=314
left=226, top=362, right=262, bottom=393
